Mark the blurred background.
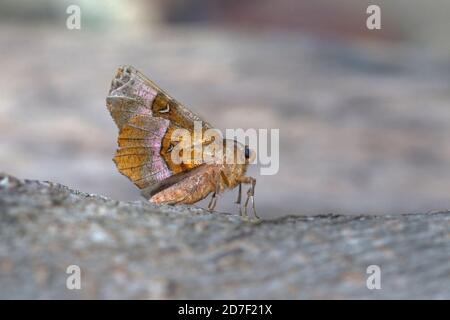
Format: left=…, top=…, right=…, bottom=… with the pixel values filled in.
left=2, top=0, right=450, bottom=217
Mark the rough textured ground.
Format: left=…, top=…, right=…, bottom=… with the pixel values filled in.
left=1, top=173, right=449, bottom=299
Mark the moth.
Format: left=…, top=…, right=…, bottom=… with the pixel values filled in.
left=106, top=65, right=258, bottom=219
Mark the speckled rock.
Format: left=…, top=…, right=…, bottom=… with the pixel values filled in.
left=0, top=173, right=449, bottom=299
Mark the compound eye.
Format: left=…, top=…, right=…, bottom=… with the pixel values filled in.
left=244, top=145, right=250, bottom=159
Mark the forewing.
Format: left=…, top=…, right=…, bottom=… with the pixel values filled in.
left=106, top=65, right=214, bottom=193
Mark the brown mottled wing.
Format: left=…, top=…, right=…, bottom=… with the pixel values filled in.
left=106, top=65, right=213, bottom=195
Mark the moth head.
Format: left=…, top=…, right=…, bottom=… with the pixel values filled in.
left=240, top=143, right=256, bottom=164
left=243, top=145, right=254, bottom=163
left=224, top=140, right=256, bottom=164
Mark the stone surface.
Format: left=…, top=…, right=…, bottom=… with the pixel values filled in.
left=0, top=173, right=449, bottom=299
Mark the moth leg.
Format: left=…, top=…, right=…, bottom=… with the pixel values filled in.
left=244, top=185, right=257, bottom=220
left=239, top=177, right=258, bottom=220
left=207, top=192, right=217, bottom=212
left=207, top=171, right=222, bottom=212
left=235, top=183, right=243, bottom=216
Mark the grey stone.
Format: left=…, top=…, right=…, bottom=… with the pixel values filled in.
left=0, top=173, right=449, bottom=299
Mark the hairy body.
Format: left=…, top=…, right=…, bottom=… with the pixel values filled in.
left=150, top=140, right=252, bottom=205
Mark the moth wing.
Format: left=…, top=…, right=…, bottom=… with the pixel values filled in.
left=106, top=65, right=215, bottom=194
left=107, top=65, right=213, bottom=130
left=112, top=115, right=172, bottom=189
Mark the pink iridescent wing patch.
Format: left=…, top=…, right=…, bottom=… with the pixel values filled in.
left=107, top=66, right=171, bottom=189
left=106, top=65, right=211, bottom=192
